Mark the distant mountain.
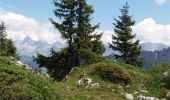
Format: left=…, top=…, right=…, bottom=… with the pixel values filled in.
left=17, top=38, right=170, bottom=68
left=17, top=37, right=65, bottom=56
left=142, top=47, right=170, bottom=68
left=104, top=42, right=169, bottom=56
left=17, top=37, right=66, bottom=67
left=105, top=43, right=170, bottom=68
left=141, top=42, right=168, bottom=51
left=106, top=47, right=170, bottom=68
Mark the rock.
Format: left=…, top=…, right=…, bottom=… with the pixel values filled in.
left=164, top=71, right=170, bottom=78
left=111, top=89, right=116, bottom=92
left=137, top=95, right=159, bottom=100
left=15, top=60, right=32, bottom=70
left=78, top=78, right=92, bottom=85
left=118, top=85, right=123, bottom=89
left=133, top=92, right=139, bottom=95
left=166, top=92, right=170, bottom=100
left=140, top=89, right=148, bottom=93
left=78, top=78, right=100, bottom=88
left=92, top=82, right=99, bottom=88
left=85, top=82, right=100, bottom=88
left=125, top=93, right=133, bottom=100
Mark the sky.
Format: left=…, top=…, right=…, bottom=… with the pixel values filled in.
left=0, top=0, right=170, bottom=46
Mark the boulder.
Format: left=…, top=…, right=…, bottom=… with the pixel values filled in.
left=164, top=71, right=170, bottom=78
left=137, top=95, right=159, bottom=100
left=16, top=60, right=32, bottom=70
left=78, top=78, right=92, bottom=85
left=140, top=89, right=148, bottom=93
left=166, top=92, right=170, bottom=100
left=86, top=82, right=100, bottom=88
left=92, top=82, right=99, bottom=88
left=125, top=93, right=133, bottom=100
left=164, top=71, right=170, bottom=89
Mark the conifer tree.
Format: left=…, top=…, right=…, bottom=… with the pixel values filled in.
left=34, top=0, right=78, bottom=81
left=34, top=0, right=105, bottom=80
left=6, top=39, right=17, bottom=57
left=0, top=22, right=7, bottom=52
left=50, top=0, right=77, bottom=50
left=109, top=3, right=143, bottom=67
left=0, top=22, right=17, bottom=57
left=50, top=0, right=79, bottom=67
left=74, top=0, right=105, bottom=65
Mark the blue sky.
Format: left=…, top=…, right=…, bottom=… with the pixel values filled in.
left=0, top=0, right=170, bottom=46
left=0, top=0, right=169, bottom=30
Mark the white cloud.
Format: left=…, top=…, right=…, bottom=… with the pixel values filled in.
left=133, top=18, right=170, bottom=45
left=101, top=31, right=113, bottom=45
left=0, top=9, right=169, bottom=51
left=0, top=11, right=64, bottom=44
left=155, top=0, right=169, bottom=5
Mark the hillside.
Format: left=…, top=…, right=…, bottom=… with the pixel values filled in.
left=1, top=57, right=170, bottom=100
left=0, top=57, right=59, bottom=100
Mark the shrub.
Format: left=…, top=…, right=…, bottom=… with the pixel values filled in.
left=95, top=62, right=131, bottom=86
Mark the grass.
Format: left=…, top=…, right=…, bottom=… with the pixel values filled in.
left=0, top=56, right=59, bottom=100
left=0, top=56, right=170, bottom=99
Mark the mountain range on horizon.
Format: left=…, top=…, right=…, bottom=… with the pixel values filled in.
left=17, top=37, right=170, bottom=68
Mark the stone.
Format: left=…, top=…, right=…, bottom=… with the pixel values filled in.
left=137, top=95, right=159, bottom=100
left=15, top=60, right=32, bottom=69
left=166, top=92, right=170, bottom=100
left=78, top=78, right=92, bottom=85
left=125, top=93, right=133, bottom=100
left=164, top=71, right=170, bottom=78
left=118, top=85, right=123, bottom=89
left=133, top=92, right=139, bottom=95
left=140, top=89, right=148, bottom=93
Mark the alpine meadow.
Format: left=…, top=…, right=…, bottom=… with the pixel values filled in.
left=0, top=0, right=170, bottom=100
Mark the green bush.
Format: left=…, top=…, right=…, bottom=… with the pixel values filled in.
left=94, top=62, right=131, bottom=86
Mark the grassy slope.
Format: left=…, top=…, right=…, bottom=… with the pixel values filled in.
left=0, top=56, right=169, bottom=100
left=55, top=62, right=170, bottom=100
left=0, top=57, right=59, bottom=100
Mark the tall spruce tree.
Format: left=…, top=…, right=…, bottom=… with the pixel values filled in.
left=109, top=3, right=143, bottom=67
left=74, top=0, right=105, bottom=65
left=50, top=0, right=77, bottom=50
left=50, top=0, right=79, bottom=68
left=0, top=22, right=17, bottom=57
left=34, top=0, right=105, bottom=81
left=6, top=39, right=17, bottom=57
left=0, top=22, right=7, bottom=52
left=34, top=0, right=78, bottom=81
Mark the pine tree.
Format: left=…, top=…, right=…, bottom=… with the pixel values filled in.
left=0, top=22, right=7, bottom=52
left=74, top=0, right=105, bottom=65
left=34, top=0, right=78, bottom=81
left=0, top=22, right=18, bottom=58
left=6, top=39, right=17, bottom=57
left=109, top=3, right=143, bottom=67
left=34, top=0, right=105, bottom=80
left=50, top=0, right=77, bottom=49
left=50, top=0, right=79, bottom=68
